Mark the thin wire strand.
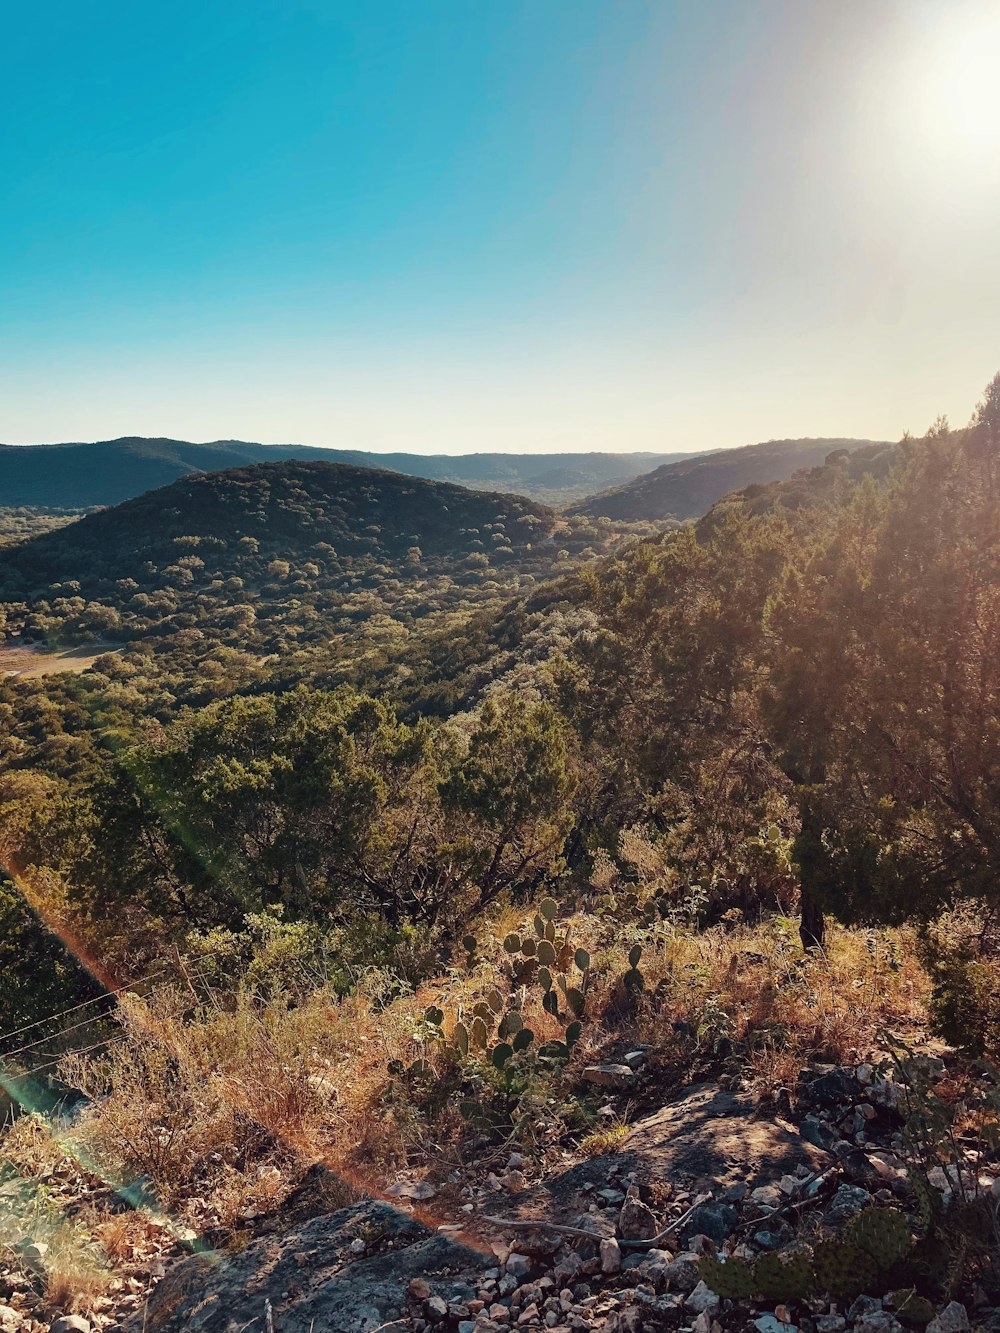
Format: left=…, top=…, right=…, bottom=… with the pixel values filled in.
left=0, top=941, right=232, bottom=1049
left=12, top=1034, right=131, bottom=1079
left=1, top=959, right=226, bottom=1076
left=0, top=967, right=170, bottom=1046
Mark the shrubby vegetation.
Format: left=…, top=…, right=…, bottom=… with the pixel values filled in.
left=2, top=388, right=1000, bottom=1037
left=569, top=434, right=895, bottom=520
left=1, top=379, right=1000, bottom=1313
left=0, top=506, right=85, bottom=549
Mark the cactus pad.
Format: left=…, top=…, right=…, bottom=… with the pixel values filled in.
left=752, top=1252, right=814, bottom=1302
left=845, top=1208, right=911, bottom=1269
left=812, top=1240, right=878, bottom=1298
left=698, top=1256, right=755, bottom=1301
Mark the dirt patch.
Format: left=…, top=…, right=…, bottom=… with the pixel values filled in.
left=0, top=642, right=119, bottom=678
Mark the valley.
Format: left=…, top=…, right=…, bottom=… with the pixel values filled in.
left=0, top=642, right=117, bottom=679
left=0, top=389, right=997, bottom=1333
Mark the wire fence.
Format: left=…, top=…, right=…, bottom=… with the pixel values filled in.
left=0, top=948, right=230, bottom=1082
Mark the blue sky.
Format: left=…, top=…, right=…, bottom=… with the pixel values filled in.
left=3, top=1, right=999, bottom=451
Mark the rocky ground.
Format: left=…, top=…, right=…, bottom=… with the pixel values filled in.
left=1, top=1048, right=996, bottom=1333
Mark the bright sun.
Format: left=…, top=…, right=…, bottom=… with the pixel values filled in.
left=919, top=5, right=1000, bottom=157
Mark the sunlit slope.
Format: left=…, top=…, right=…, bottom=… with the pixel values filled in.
left=569, top=436, right=893, bottom=521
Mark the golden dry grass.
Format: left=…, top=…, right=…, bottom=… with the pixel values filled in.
left=0, top=902, right=930, bottom=1270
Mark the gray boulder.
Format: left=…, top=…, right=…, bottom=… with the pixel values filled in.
left=123, top=1201, right=487, bottom=1333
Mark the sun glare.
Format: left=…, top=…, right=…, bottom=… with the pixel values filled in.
left=920, top=5, right=1000, bottom=157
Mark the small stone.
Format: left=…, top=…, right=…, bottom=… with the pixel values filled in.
left=847, top=1297, right=884, bottom=1321
left=855, top=1314, right=903, bottom=1333
left=582, top=1064, right=637, bottom=1089
left=600, top=1238, right=622, bottom=1274
left=680, top=1201, right=738, bottom=1244
left=665, top=1252, right=702, bottom=1291
left=386, top=1179, right=437, bottom=1200
left=685, top=1281, right=721, bottom=1315
left=807, top=1067, right=858, bottom=1107
left=50, top=1321, right=91, bottom=1333
left=751, top=1185, right=783, bottom=1206
left=814, top=1318, right=846, bottom=1333
left=927, top=1303, right=970, bottom=1333
left=825, top=1183, right=873, bottom=1225
left=518, top=1303, right=539, bottom=1325
left=598, top=1188, right=626, bottom=1206
left=506, top=1253, right=532, bottom=1279
left=834, top=1141, right=881, bottom=1186
left=426, top=1296, right=448, bottom=1322
left=618, top=1190, right=658, bottom=1241
left=685, top=1233, right=718, bottom=1256
left=552, top=1250, right=583, bottom=1284
left=349, top=1237, right=366, bottom=1254
left=754, top=1317, right=797, bottom=1333
left=800, top=1114, right=835, bottom=1152
left=868, top=1080, right=906, bottom=1114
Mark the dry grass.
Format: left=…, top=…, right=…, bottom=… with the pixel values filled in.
left=0, top=901, right=929, bottom=1276
left=0, top=1119, right=113, bottom=1311
left=578, top=1121, right=630, bottom=1157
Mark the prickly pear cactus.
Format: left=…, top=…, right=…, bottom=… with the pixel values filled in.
left=623, top=944, right=644, bottom=991
left=698, top=1255, right=755, bottom=1300
left=752, top=1251, right=814, bottom=1302
left=845, top=1207, right=911, bottom=1269
left=812, top=1240, right=878, bottom=1299
left=890, top=1289, right=936, bottom=1326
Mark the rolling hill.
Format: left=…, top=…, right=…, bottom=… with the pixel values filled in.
left=567, top=436, right=893, bottom=521
left=0, top=437, right=695, bottom=508
left=0, top=460, right=624, bottom=656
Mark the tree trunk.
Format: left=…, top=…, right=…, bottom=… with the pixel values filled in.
left=799, top=880, right=825, bottom=950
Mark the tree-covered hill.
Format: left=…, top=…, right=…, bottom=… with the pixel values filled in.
left=0, top=459, right=633, bottom=655
left=568, top=435, right=892, bottom=520
left=0, top=436, right=695, bottom=508
left=1, top=382, right=999, bottom=1330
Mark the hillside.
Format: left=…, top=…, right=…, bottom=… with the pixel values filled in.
left=0, top=437, right=695, bottom=507
left=0, top=460, right=628, bottom=659
left=568, top=435, right=892, bottom=520
left=0, top=388, right=998, bottom=1332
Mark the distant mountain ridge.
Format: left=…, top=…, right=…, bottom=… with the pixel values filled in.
left=0, top=437, right=696, bottom=508
left=568, top=436, right=894, bottom=521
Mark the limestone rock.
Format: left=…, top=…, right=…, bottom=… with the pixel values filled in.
left=582, top=1065, right=637, bottom=1089
left=121, top=1200, right=487, bottom=1333
left=618, top=1189, right=658, bottom=1241
left=599, top=1238, right=621, bottom=1274
left=927, top=1303, right=970, bottom=1333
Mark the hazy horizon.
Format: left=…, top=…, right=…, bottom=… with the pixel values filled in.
left=0, top=432, right=880, bottom=459
left=4, top=0, right=999, bottom=453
